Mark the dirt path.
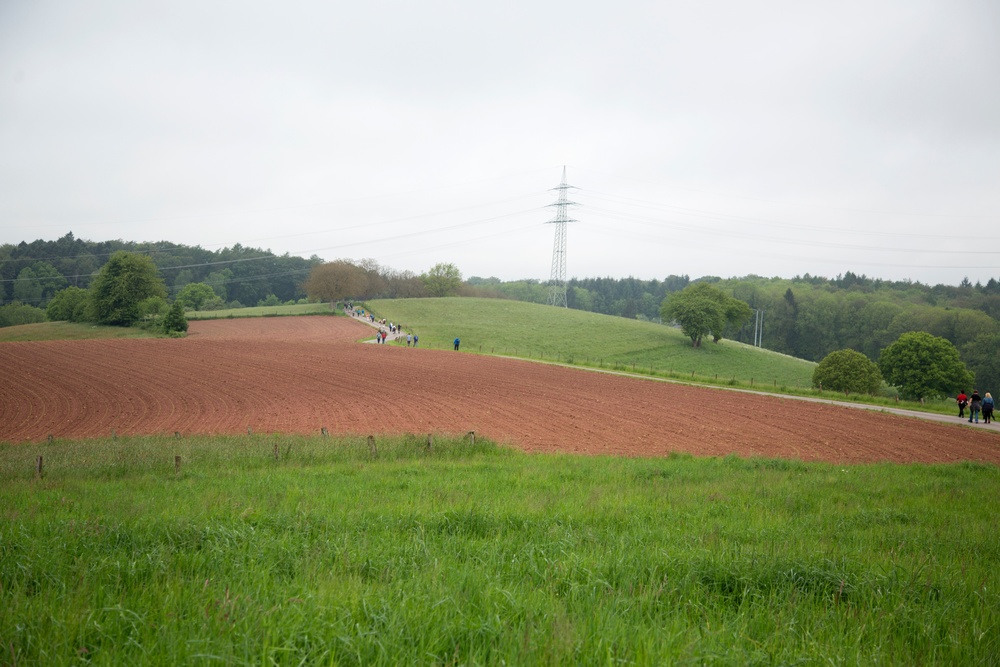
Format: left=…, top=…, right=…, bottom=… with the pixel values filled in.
left=2, top=316, right=998, bottom=464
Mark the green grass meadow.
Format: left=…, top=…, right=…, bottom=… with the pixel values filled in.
left=186, top=302, right=336, bottom=320
left=370, top=297, right=815, bottom=388
left=2, top=435, right=998, bottom=665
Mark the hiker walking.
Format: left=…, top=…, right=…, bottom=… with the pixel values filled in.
left=453, top=337, right=460, bottom=351
left=969, top=390, right=982, bottom=424
left=407, top=333, right=412, bottom=347
left=957, top=391, right=968, bottom=418
left=983, top=392, right=995, bottom=424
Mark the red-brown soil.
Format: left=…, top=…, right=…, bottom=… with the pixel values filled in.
left=2, top=316, right=998, bottom=464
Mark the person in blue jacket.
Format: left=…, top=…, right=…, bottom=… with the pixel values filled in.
left=453, top=337, right=460, bottom=351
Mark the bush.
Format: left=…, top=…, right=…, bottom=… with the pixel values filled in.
left=0, top=302, right=46, bottom=328
left=46, top=286, right=89, bottom=322
left=162, top=301, right=188, bottom=335
left=202, top=296, right=226, bottom=311
left=812, top=349, right=882, bottom=395
left=257, top=294, right=281, bottom=307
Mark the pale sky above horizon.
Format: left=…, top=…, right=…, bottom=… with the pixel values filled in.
left=2, top=1, right=998, bottom=286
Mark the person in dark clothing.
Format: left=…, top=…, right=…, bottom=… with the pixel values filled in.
left=453, top=337, right=460, bottom=351
left=969, top=390, right=982, bottom=423
left=956, top=391, right=968, bottom=418
left=982, top=392, right=995, bottom=424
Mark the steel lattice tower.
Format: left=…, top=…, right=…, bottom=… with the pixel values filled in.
left=546, top=166, right=577, bottom=307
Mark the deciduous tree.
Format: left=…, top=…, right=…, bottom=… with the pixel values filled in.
left=88, top=251, right=167, bottom=326
left=422, top=262, right=463, bottom=297
left=878, top=331, right=973, bottom=400
left=176, top=282, right=217, bottom=311
left=660, top=283, right=752, bottom=347
left=303, top=260, right=366, bottom=304
left=812, top=349, right=883, bottom=395
left=46, top=286, right=89, bottom=321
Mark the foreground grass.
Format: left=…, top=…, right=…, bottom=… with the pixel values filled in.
left=2, top=435, right=998, bottom=665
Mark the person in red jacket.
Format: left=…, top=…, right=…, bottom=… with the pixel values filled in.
left=956, top=391, right=968, bottom=418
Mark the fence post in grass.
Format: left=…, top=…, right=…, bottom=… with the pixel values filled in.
left=247, top=426, right=253, bottom=435
left=273, top=443, right=279, bottom=460
left=174, top=455, right=181, bottom=475
left=47, top=434, right=53, bottom=444
left=112, top=429, right=117, bottom=440
left=35, top=455, right=43, bottom=479
left=368, top=435, right=377, bottom=457
left=321, top=426, right=329, bottom=437
left=751, top=377, right=754, bottom=386
left=175, top=431, right=181, bottom=439
left=468, top=430, right=475, bottom=445
left=426, top=433, right=433, bottom=451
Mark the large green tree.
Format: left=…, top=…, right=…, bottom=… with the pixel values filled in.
left=422, top=262, right=462, bottom=298
left=812, top=349, right=883, bottom=395
left=88, top=251, right=167, bottom=326
left=303, top=260, right=367, bottom=304
left=660, top=283, right=752, bottom=347
left=878, top=331, right=973, bottom=400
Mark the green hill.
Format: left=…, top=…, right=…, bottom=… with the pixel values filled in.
left=369, top=297, right=816, bottom=389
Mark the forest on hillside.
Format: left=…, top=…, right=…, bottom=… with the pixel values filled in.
left=4, top=233, right=1000, bottom=392
left=0, top=233, right=322, bottom=307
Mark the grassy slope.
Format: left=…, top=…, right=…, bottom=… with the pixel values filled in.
left=371, top=297, right=816, bottom=388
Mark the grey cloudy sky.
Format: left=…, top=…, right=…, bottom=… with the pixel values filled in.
left=2, top=1, right=998, bottom=286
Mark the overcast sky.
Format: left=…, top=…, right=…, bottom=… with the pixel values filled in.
left=2, top=1, right=998, bottom=286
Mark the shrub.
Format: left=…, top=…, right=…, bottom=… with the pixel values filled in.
left=0, top=302, right=46, bottom=328
left=812, top=349, right=883, bottom=395
left=162, top=301, right=188, bottom=335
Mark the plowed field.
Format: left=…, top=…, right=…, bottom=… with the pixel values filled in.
left=2, top=316, right=998, bottom=464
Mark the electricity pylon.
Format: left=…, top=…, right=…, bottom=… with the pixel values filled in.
left=546, top=166, right=577, bottom=307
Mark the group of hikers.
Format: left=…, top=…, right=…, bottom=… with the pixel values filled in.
left=956, top=390, right=995, bottom=424
left=343, top=303, right=419, bottom=347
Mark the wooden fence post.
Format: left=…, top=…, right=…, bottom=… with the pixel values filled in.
left=321, top=426, right=329, bottom=437
left=273, top=443, right=279, bottom=460
left=174, top=455, right=181, bottom=474
left=36, top=455, right=43, bottom=479
left=426, top=434, right=433, bottom=451
left=468, top=431, right=476, bottom=445
left=368, top=435, right=377, bottom=457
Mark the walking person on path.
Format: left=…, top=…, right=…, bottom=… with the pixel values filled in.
left=983, top=392, right=995, bottom=424
left=413, top=334, right=419, bottom=347
left=957, top=390, right=968, bottom=418
left=407, top=333, right=412, bottom=347
left=453, top=337, right=460, bottom=351
left=969, top=390, right=982, bottom=423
